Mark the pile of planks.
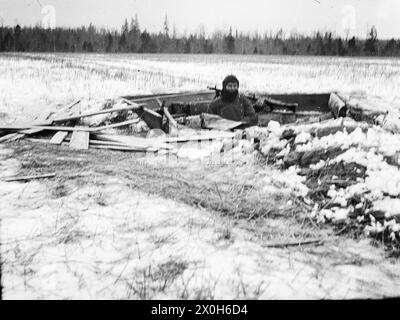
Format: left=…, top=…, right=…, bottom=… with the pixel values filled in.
left=0, top=99, right=173, bottom=152
left=0, top=99, right=238, bottom=154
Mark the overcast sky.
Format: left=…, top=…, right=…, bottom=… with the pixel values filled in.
left=0, top=0, right=399, bottom=38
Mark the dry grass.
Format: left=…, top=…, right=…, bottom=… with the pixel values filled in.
left=7, top=140, right=324, bottom=243
left=2, top=53, right=400, bottom=123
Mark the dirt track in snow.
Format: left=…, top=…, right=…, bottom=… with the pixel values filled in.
left=1, top=142, right=400, bottom=299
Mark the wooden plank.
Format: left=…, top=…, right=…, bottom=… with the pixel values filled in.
left=128, top=96, right=165, bottom=129
left=263, top=238, right=324, bottom=248
left=3, top=173, right=56, bottom=182
left=90, top=145, right=156, bottom=152
left=161, top=131, right=235, bottom=143
left=51, top=103, right=143, bottom=123
left=65, top=99, right=81, bottom=111
left=0, top=119, right=141, bottom=133
left=69, top=127, right=89, bottom=149
left=0, top=121, right=53, bottom=131
left=19, top=128, right=44, bottom=134
left=12, top=128, right=46, bottom=142
left=163, top=106, right=179, bottom=128
left=201, top=113, right=243, bottom=131
left=121, top=98, right=162, bottom=121
left=0, top=133, right=20, bottom=143
left=92, top=119, right=140, bottom=131
left=95, top=133, right=173, bottom=150
left=49, top=131, right=69, bottom=145
left=122, top=91, right=212, bottom=103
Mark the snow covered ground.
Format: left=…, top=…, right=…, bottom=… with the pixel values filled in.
left=1, top=145, right=400, bottom=299
left=2, top=53, right=400, bottom=299
left=2, top=53, right=400, bottom=123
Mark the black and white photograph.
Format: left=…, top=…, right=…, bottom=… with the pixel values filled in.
left=0, top=0, right=400, bottom=302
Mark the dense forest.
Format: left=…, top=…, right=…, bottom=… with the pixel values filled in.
left=0, top=15, right=399, bottom=56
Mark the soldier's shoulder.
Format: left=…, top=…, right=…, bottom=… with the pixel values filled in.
left=210, top=97, right=223, bottom=106
left=239, top=94, right=252, bottom=104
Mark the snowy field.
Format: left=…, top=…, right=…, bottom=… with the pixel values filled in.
left=2, top=53, right=400, bottom=299
left=1, top=53, right=400, bottom=122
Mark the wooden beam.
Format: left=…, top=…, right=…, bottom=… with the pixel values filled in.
left=51, top=103, right=144, bottom=123
left=0, top=121, right=53, bottom=131
left=0, top=133, right=20, bottom=143
left=122, top=91, right=211, bottom=103
left=65, top=99, right=81, bottom=111
left=263, top=238, right=324, bottom=248
left=90, top=145, right=157, bottom=152
left=95, top=133, right=173, bottom=150
left=121, top=98, right=162, bottom=118
left=49, top=131, right=69, bottom=145
left=163, top=106, right=179, bottom=129
left=161, top=131, right=235, bottom=143
left=3, top=173, right=56, bottom=182
left=93, top=119, right=140, bottom=131
left=69, top=127, right=89, bottom=149
left=201, top=113, right=243, bottom=131
left=0, top=119, right=141, bottom=133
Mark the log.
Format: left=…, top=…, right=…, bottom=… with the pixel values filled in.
left=69, top=127, right=89, bottom=149
left=328, top=93, right=347, bottom=118
left=3, top=173, right=56, bottom=182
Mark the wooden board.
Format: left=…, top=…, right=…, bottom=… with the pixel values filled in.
left=0, top=121, right=53, bottom=131
left=49, top=131, right=69, bottom=145
left=3, top=173, right=56, bottom=182
left=0, top=119, right=141, bottom=133
left=201, top=113, right=243, bottom=131
left=90, top=145, right=157, bottom=152
left=69, top=128, right=89, bottom=149
left=95, top=133, right=172, bottom=150
left=51, top=103, right=143, bottom=123
left=0, top=133, right=20, bottom=143
left=161, top=131, right=235, bottom=143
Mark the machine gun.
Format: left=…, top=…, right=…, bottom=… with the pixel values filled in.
left=207, top=86, right=257, bottom=102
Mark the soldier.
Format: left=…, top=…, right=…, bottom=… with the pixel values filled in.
left=207, top=75, right=258, bottom=126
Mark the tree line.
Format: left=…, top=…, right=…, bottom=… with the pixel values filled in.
left=0, top=15, right=399, bottom=56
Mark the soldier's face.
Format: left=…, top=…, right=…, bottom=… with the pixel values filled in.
left=225, top=82, right=238, bottom=92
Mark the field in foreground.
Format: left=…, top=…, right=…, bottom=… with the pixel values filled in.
left=1, top=141, right=400, bottom=299
left=1, top=53, right=400, bottom=299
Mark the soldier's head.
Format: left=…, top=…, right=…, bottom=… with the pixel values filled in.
left=221, top=75, right=239, bottom=102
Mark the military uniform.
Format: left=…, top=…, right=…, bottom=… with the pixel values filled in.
left=207, top=75, right=258, bottom=126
